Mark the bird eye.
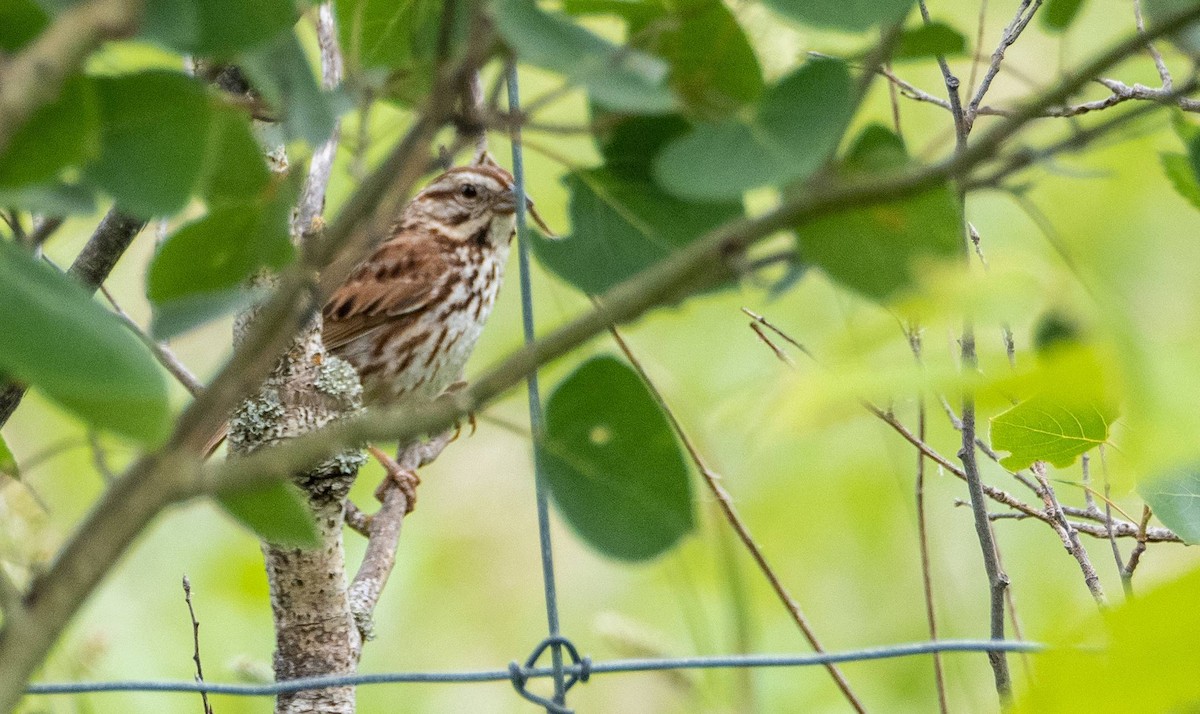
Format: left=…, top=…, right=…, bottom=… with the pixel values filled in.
left=460, top=184, right=478, bottom=199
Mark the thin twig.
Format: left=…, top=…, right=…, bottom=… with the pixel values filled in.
left=1031, top=463, right=1106, bottom=607
left=966, top=0, right=990, bottom=98
left=908, top=329, right=948, bottom=714
left=604, top=322, right=866, bottom=713
left=87, top=431, right=116, bottom=483
left=99, top=285, right=203, bottom=397
left=181, top=575, right=213, bottom=714
left=1099, top=449, right=1130, bottom=600
left=1121, top=506, right=1153, bottom=589
left=1134, top=0, right=1173, bottom=88
left=967, top=0, right=1044, bottom=125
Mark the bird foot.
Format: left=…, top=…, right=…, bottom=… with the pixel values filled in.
left=367, top=445, right=421, bottom=514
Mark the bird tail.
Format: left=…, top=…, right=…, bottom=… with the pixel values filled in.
left=203, top=422, right=229, bottom=459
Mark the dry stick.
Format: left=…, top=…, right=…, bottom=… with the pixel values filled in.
left=1031, top=463, right=1107, bottom=607
left=1122, top=506, right=1153, bottom=588
left=346, top=433, right=453, bottom=647
left=1098, top=449, right=1131, bottom=601
left=603, top=324, right=867, bottom=714
left=0, top=208, right=146, bottom=429
left=181, top=576, right=213, bottom=714
left=908, top=330, right=949, bottom=714
left=967, top=0, right=1044, bottom=126
left=919, top=0, right=1012, bottom=697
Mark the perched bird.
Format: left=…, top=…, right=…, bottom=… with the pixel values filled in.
left=213, top=157, right=549, bottom=508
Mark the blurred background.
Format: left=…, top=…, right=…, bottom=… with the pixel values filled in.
left=6, top=1, right=1200, bottom=712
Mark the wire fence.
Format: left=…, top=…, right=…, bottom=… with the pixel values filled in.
left=20, top=62, right=1050, bottom=714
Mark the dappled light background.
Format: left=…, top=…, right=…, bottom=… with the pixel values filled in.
left=6, top=2, right=1200, bottom=712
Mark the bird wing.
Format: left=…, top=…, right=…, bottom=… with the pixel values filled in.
left=321, top=235, right=446, bottom=351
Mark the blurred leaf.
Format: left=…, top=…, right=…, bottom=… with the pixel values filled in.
left=533, top=168, right=742, bottom=294
left=0, top=182, right=96, bottom=215
left=540, top=355, right=694, bottom=561
left=0, top=0, right=47, bottom=51
left=241, top=31, right=337, bottom=146
left=1041, top=0, right=1087, bottom=31
left=795, top=126, right=961, bottom=300
left=0, top=434, right=17, bottom=480
left=141, top=0, right=295, bottom=55
left=0, top=241, right=169, bottom=444
left=1140, top=468, right=1200, bottom=544
left=200, top=108, right=272, bottom=207
left=1033, top=310, right=1084, bottom=354
left=217, top=482, right=320, bottom=548
left=990, top=395, right=1112, bottom=471
left=150, top=287, right=261, bottom=341
left=654, top=58, right=854, bottom=200
left=562, top=0, right=662, bottom=22
left=84, top=71, right=212, bottom=218
left=894, top=21, right=966, bottom=59
left=148, top=181, right=296, bottom=337
left=1017, top=564, right=1200, bottom=712
left=761, top=0, right=915, bottom=31
left=494, top=0, right=676, bottom=114
left=594, top=112, right=691, bottom=181
left=1160, top=152, right=1200, bottom=209
left=0, top=74, right=99, bottom=188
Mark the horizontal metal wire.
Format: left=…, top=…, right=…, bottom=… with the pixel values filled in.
left=26, top=639, right=1043, bottom=697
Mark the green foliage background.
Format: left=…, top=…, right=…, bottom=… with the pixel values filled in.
left=5, top=1, right=1200, bottom=712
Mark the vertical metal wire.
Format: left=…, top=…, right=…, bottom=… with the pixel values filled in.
left=505, top=60, right=568, bottom=709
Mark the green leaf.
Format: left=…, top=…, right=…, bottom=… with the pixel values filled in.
left=0, top=0, right=48, bottom=52
left=1040, top=0, right=1087, bottom=31
left=149, top=287, right=261, bottom=341
left=0, top=434, right=17, bottom=480
left=0, top=74, right=99, bottom=188
left=84, top=71, right=212, bottom=218
left=0, top=182, right=97, bottom=215
left=217, top=482, right=320, bottom=548
left=533, top=168, right=742, bottom=294
left=654, top=58, right=855, bottom=200
left=148, top=180, right=296, bottom=336
left=1139, top=467, right=1200, bottom=544
left=894, top=21, right=966, bottom=59
left=199, top=108, right=272, bottom=207
left=1160, top=152, right=1200, bottom=209
left=1017, top=564, right=1200, bottom=712
left=989, top=395, right=1113, bottom=471
left=337, top=0, right=471, bottom=103
left=794, top=125, right=962, bottom=299
left=540, top=356, right=694, bottom=561
left=594, top=112, right=691, bottom=181
left=0, top=241, right=169, bottom=444
left=241, top=31, right=338, bottom=146
left=493, top=0, right=676, bottom=114
left=616, top=0, right=765, bottom=116
left=761, top=0, right=915, bottom=31
left=141, top=0, right=295, bottom=55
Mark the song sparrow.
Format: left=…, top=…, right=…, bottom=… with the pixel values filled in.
left=212, top=158, right=548, bottom=508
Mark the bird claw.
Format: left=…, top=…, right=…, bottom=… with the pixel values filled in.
left=367, top=445, right=421, bottom=514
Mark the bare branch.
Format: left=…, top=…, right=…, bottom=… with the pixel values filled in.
left=1135, top=0, right=1173, bottom=88
left=967, top=0, right=1045, bottom=125
left=1032, top=463, right=1107, bottom=606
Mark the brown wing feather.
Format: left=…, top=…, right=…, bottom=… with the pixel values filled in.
left=322, top=234, right=446, bottom=351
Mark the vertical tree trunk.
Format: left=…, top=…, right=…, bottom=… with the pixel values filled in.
left=229, top=321, right=364, bottom=714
